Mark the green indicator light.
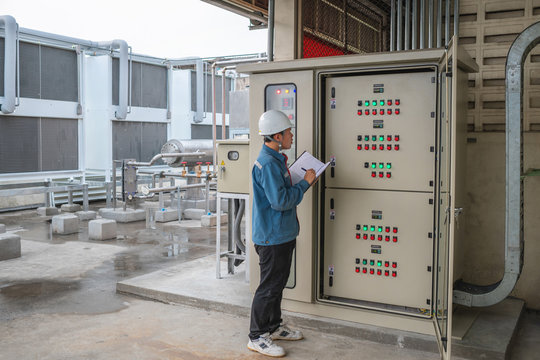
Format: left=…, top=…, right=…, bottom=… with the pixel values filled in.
left=370, top=260, right=375, bottom=266
left=372, top=100, right=377, bottom=106
left=372, top=135, right=376, bottom=141
left=365, top=101, right=370, bottom=106
left=364, top=135, right=369, bottom=141
left=379, top=135, right=384, bottom=141
left=363, top=259, right=367, bottom=265
left=379, top=163, right=384, bottom=169
left=378, top=226, right=383, bottom=232
left=377, top=261, right=382, bottom=267
left=363, top=225, right=368, bottom=231
left=387, top=163, right=392, bottom=169
left=370, top=226, right=375, bottom=232
left=371, top=163, right=376, bottom=169
left=380, top=100, right=385, bottom=106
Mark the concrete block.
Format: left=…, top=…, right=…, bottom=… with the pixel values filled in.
left=76, top=211, right=97, bottom=221
left=155, top=208, right=179, bottom=223
left=201, top=213, right=228, bottom=227
left=0, top=233, right=21, bottom=261
left=183, top=208, right=207, bottom=220
left=37, top=207, right=59, bottom=216
left=99, top=208, right=146, bottom=223
left=0, top=224, right=5, bottom=234
left=88, top=219, right=117, bottom=240
left=60, top=203, right=82, bottom=212
left=52, top=214, right=79, bottom=235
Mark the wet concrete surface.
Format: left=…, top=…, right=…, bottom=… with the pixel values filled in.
left=0, top=202, right=229, bottom=320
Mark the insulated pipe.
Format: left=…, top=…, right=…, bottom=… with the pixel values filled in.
left=454, top=22, right=540, bottom=307
left=445, top=0, right=450, bottom=46
left=166, top=63, right=172, bottom=119
left=428, top=0, right=434, bottom=48
left=397, top=0, right=402, bottom=51
left=420, top=0, right=425, bottom=49
left=267, top=0, right=275, bottom=61
left=437, top=0, right=442, bottom=47
left=0, top=15, right=17, bottom=114
left=222, top=68, right=228, bottom=140
left=126, top=152, right=207, bottom=167
left=194, top=59, right=204, bottom=123
left=454, top=0, right=460, bottom=38
left=97, top=40, right=128, bottom=120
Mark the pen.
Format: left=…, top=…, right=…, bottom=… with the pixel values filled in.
left=301, top=167, right=307, bottom=171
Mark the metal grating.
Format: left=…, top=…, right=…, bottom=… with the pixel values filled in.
left=302, top=0, right=390, bottom=58
left=113, top=59, right=167, bottom=108
left=112, top=121, right=167, bottom=162
left=190, top=71, right=233, bottom=113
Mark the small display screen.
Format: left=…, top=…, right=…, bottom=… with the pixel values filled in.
left=282, top=97, right=294, bottom=110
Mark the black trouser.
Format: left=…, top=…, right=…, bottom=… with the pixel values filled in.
left=249, top=239, right=296, bottom=340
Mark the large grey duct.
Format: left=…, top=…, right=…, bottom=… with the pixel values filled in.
left=98, top=39, right=128, bottom=120
left=453, top=22, right=540, bottom=307
left=0, top=15, right=17, bottom=114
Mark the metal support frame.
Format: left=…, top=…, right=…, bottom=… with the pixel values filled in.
left=453, top=21, right=540, bottom=307
left=0, top=183, right=89, bottom=211
left=216, top=192, right=250, bottom=282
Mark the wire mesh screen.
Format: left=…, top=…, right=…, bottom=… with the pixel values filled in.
left=302, top=0, right=390, bottom=58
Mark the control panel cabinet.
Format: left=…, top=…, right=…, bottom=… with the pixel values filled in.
left=217, top=140, right=250, bottom=194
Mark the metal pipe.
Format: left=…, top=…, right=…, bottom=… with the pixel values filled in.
left=222, top=68, right=227, bottom=140
left=268, top=0, right=275, bottom=61
left=166, top=63, right=172, bottom=119
left=0, top=15, right=17, bottom=114
left=97, top=40, right=128, bottom=120
left=420, top=0, right=425, bottom=49
left=412, top=0, right=418, bottom=49
left=445, top=0, right=450, bottom=46
left=82, top=183, right=89, bottom=211
left=397, top=0, right=402, bottom=51
left=454, top=21, right=540, bottom=307
left=428, top=0, right=434, bottom=48
left=454, top=0, right=460, bottom=38
left=194, top=59, right=204, bottom=123
left=126, top=152, right=207, bottom=167
left=205, top=176, right=210, bottom=214
left=405, top=0, right=411, bottom=50
left=390, top=0, right=396, bottom=51
left=437, top=0, right=442, bottom=47
left=144, top=181, right=216, bottom=194
left=212, top=62, right=217, bottom=168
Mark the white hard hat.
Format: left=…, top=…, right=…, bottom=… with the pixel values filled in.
left=258, top=110, right=293, bottom=136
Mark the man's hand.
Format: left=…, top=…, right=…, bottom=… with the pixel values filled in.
left=304, top=169, right=316, bottom=185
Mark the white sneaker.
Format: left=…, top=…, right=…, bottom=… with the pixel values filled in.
left=247, top=333, right=286, bottom=357
left=270, top=325, right=304, bottom=341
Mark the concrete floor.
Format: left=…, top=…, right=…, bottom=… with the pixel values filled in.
left=0, top=203, right=539, bottom=359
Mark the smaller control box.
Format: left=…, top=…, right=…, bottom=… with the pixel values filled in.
left=217, top=140, right=250, bottom=194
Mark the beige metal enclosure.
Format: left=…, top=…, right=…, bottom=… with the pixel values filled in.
left=239, top=47, right=477, bottom=351
left=216, top=140, right=250, bottom=194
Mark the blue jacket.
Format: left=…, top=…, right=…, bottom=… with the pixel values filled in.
left=252, top=145, right=310, bottom=246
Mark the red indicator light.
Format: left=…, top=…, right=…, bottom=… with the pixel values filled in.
left=363, top=234, right=368, bottom=240
left=372, top=144, right=377, bottom=150
left=385, top=270, right=390, bottom=276
left=394, top=144, right=400, bottom=151
left=387, top=145, right=392, bottom=151
left=387, top=100, right=393, bottom=106
left=371, top=172, right=376, bottom=178
left=385, top=261, right=389, bottom=267
left=393, top=236, right=398, bottom=243
left=379, top=172, right=384, bottom=178
left=365, top=110, right=370, bottom=115
left=387, top=109, right=392, bottom=115
left=377, top=269, right=382, bottom=276
left=356, top=233, right=360, bottom=239
left=392, top=262, right=397, bottom=268
left=393, top=227, right=398, bottom=233
left=387, top=135, right=392, bottom=141
left=355, top=267, right=360, bottom=273
left=395, top=135, right=400, bottom=141
left=276, top=89, right=281, bottom=94
left=395, top=99, right=400, bottom=105
left=392, top=271, right=397, bottom=277
left=362, top=268, right=367, bottom=273
left=358, top=110, right=362, bottom=116
left=379, top=109, right=384, bottom=115
left=379, top=144, right=384, bottom=150
left=370, top=234, right=375, bottom=240
left=378, top=235, right=383, bottom=241
left=385, top=236, right=390, bottom=242
left=386, top=172, right=391, bottom=178
left=370, top=269, right=375, bottom=275
left=372, top=109, right=377, bottom=115
left=395, top=109, right=400, bottom=115
left=385, top=226, right=390, bottom=233
left=357, top=145, right=362, bottom=150
left=364, top=144, right=369, bottom=150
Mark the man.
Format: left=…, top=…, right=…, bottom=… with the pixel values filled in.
left=248, top=110, right=316, bottom=357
